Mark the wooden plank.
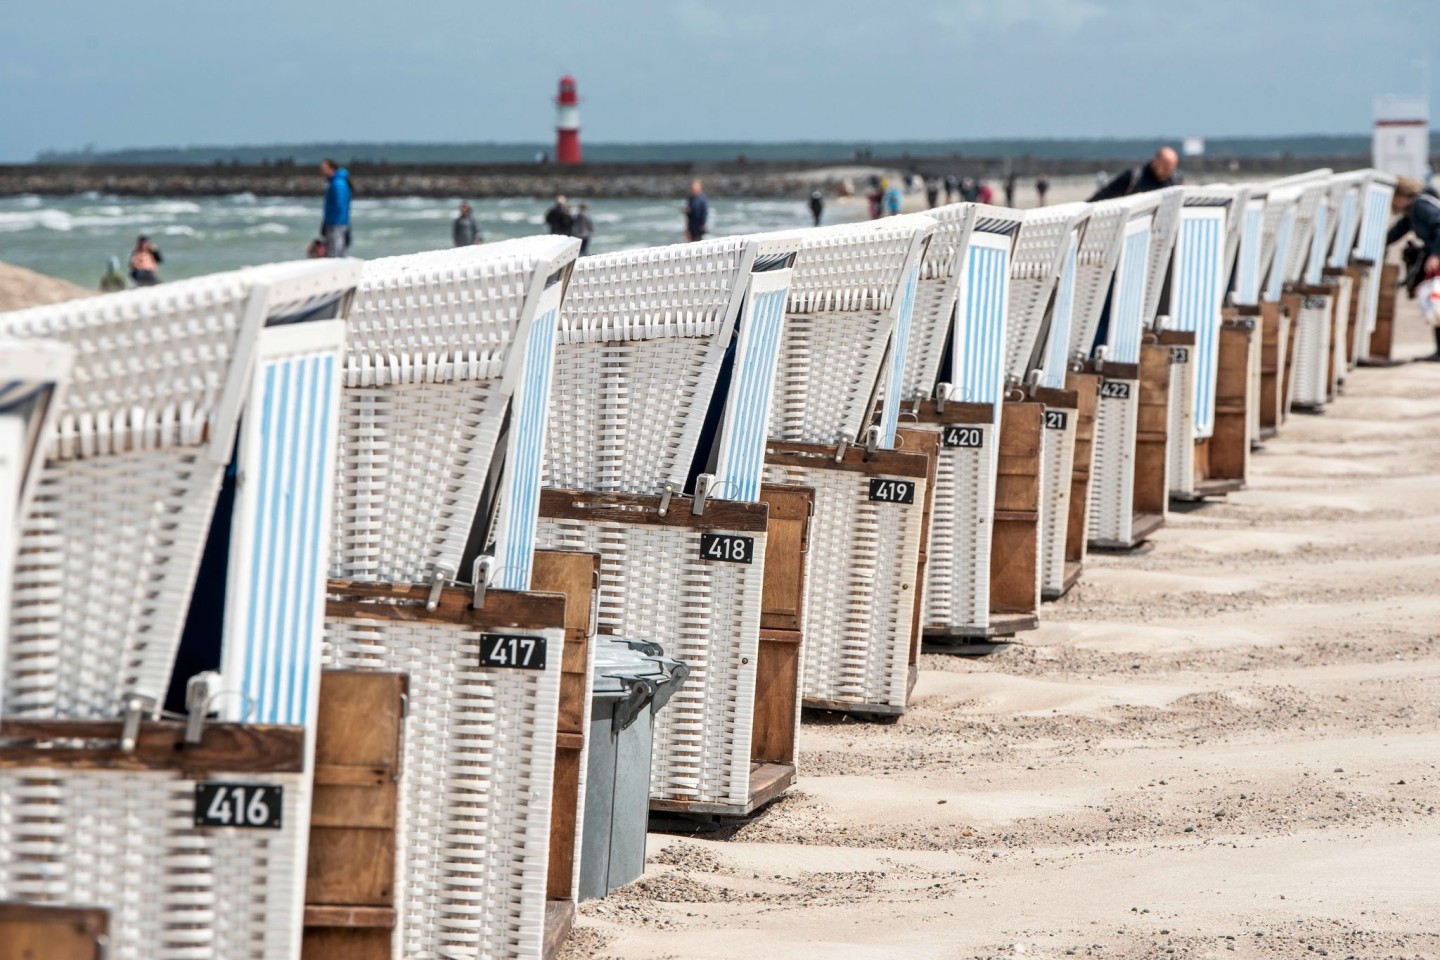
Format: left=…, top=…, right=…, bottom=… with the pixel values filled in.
left=1209, top=318, right=1253, bottom=483
left=1063, top=372, right=1101, bottom=565
left=326, top=580, right=567, bottom=633
left=531, top=549, right=600, bottom=904
left=311, top=783, right=397, bottom=829
left=1258, top=299, right=1286, bottom=430
left=766, top=441, right=931, bottom=479
left=303, top=906, right=396, bottom=928
left=751, top=629, right=801, bottom=765
left=0, top=721, right=304, bottom=774
left=539, top=488, right=769, bottom=532
left=0, top=904, right=107, bottom=960
left=302, top=927, right=392, bottom=960
left=990, top=401, right=1042, bottom=619
left=304, top=821, right=397, bottom=905
left=544, top=898, right=576, bottom=960
left=758, top=484, right=814, bottom=632
left=647, top=762, right=797, bottom=815
left=316, top=672, right=405, bottom=771
left=1368, top=262, right=1400, bottom=362
left=1133, top=343, right=1171, bottom=518
left=896, top=427, right=940, bottom=668
left=903, top=399, right=994, bottom=425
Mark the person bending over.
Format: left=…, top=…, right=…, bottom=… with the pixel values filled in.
left=1089, top=147, right=1178, bottom=202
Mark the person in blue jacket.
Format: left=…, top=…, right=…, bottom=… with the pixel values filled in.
left=319, top=158, right=351, bottom=257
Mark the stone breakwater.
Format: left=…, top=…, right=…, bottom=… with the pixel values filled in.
left=0, top=163, right=846, bottom=200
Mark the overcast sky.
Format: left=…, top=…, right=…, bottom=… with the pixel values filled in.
left=2, top=0, right=1435, bottom=161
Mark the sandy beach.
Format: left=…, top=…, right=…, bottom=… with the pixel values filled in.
left=563, top=287, right=1440, bottom=958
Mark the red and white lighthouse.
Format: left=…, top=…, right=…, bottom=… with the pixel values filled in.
left=555, top=75, right=582, bottom=165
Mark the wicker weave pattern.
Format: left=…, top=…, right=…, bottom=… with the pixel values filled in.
left=763, top=463, right=923, bottom=708
left=903, top=203, right=975, bottom=399
left=1039, top=420, right=1076, bottom=597
left=1088, top=390, right=1138, bottom=543
left=1327, top=185, right=1361, bottom=270
left=918, top=422, right=997, bottom=630
left=323, top=618, right=562, bottom=960
left=1007, top=204, right=1086, bottom=383
left=1039, top=232, right=1081, bottom=389
left=533, top=516, right=763, bottom=805
left=1304, top=195, right=1330, bottom=285
left=1291, top=295, right=1331, bottom=406
left=1168, top=351, right=1197, bottom=498
left=1140, top=188, right=1185, bottom=325
left=784, top=220, right=930, bottom=315
left=0, top=767, right=307, bottom=960
left=1264, top=207, right=1297, bottom=302
left=1283, top=184, right=1327, bottom=286
left=1168, top=210, right=1226, bottom=439
left=1355, top=182, right=1395, bottom=339
left=1106, top=219, right=1153, bottom=366
left=1068, top=201, right=1129, bottom=357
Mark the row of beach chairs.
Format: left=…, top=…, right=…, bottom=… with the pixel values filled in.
left=0, top=165, right=1401, bottom=959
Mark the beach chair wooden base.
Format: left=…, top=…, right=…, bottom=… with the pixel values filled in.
left=649, top=762, right=797, bottom=819
left=0, top=904, right=109, bottom=960
left=1042, top=559, right=1086, bottom=601
left=990, top=401, right=1044, bottom=634
left=925, top=611, right=1041, bottom=641
left=1063, top=372, right=1101, bottom=577
left=1032, top=386, right=1080, bottom=604
left=1364, top=263, right=1401, bottom=364
left=1253, top=303, right=1289, bottom=434
left=1178, top=318, right=1254, bottom=501
left=544, top=899, right=576, bottom=960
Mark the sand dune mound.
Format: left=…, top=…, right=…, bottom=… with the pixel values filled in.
left=0, top=261, right=93, bottom=312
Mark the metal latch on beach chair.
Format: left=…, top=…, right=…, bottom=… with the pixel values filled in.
left=470, top=556, right=497, bottom=609
left=118, top=693, right=157, bottom=752
left=657, top=480, right=677, bottom=517
left=426, top=563, right=456, bottom=612
left=184, top=671, right=222, bottom=744
left=691, top=473, right=715, bottom=516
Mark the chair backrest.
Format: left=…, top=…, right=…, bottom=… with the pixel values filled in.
left=1325, top=172, right=1368, bottom=270
left=1233, top=194, right=1269, bottom=306
left=1257, top=186, right=1301, bottom=301
left=1167, top=203, right=1229, bottom=438
left=902, top=203, right=981, bottom=401
left=0, top=263, right=332, bottom=717
left=770, top=216, right=935, bottom=447
left=1280, top=181, right=1330, bottom=289
left=1140, top=186, right=1186, bottom=325
left=1036, top=220, right=1087, bottom=389
left=1005, top=202, right=1086, bottom=384
left=1067, top=199, right=1130, bottom=357
left=544, top=233, right=796, bottom=501
left=1102, top=197, right=1159, bottom=366
left=1353, top=171, right=1397, bottom=267
left=336, top=236, right=580, bottom=589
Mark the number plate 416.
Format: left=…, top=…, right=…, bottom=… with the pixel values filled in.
left=195, top=783, right=283, bottom=829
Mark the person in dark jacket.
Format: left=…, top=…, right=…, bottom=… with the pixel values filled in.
left=1004, top=172, right=1017, bottom=207
left=1089, top=147, right=1178, bottom=202
left=1036, top=174, right=1050, bottom=206
left=452, top=202, right=481, bottom=246
left=684, top=180, right=709, bottom=241
left=1387, top=176, right=1440, bottom=359
left=570, top=202, right=594, bottom=255
left=128, top=236, right=162, bottom=285
left=319, top=159, right=351, bottom=257
left=808, top=191, right=824, bottom=226
left=545, top=196, right=572, bottom=235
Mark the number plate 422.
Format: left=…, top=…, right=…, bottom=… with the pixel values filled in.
left=1099, top=380, right=1132, bottom=400
left=195, top=783, right=282, bottom=829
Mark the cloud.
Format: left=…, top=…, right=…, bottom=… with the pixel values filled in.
left=931, top=0, right=1107, bottom=38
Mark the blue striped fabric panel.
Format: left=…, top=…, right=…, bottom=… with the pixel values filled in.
left=1305, top=201, right=1329, bottom=285
left=1170, top=212, right=1225, bottom=437
left=950, top=239, right=1011, bottom=408
left=494, top=303, right=562, bottom=591
left=1356, top=184, right=1391, bottom=264
left=1235, top=201, right=1266, bottom=306
left=1040, top=233, right=1080, bottom=389
left=1327, top=190, right=1358, bottom=269
left=232, top=347, right=339, bottom=726
left=1265, top=210, right=1295, bottom=302
left=713, top=277, right=788, bottom=501
left=1107, top=221, right=1151, bottom=365
left=878, top=264, right=919, bottom=447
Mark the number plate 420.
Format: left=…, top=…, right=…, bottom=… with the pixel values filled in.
left=480, top=633, right=548, bottom=670
left=942, top=425, right=983, bottom=448
left=195, top=783, right=283, bottom=829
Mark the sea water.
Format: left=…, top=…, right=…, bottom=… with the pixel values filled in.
left=0, top=193, right=838, bottom=288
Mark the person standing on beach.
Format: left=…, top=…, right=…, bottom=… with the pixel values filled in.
left=808, top=191, right=824, bottom=226
left=885, top=181, right=902, bottom=216
left=571, top=202, right=594, bottom=255
left=319, top=159, right=351, bottom=257
left=977, top=181, right=994, bottom=205
left=1035, top=174, right=1050, bottom=206
left=924, top=178, right=939, bottom=209
left=453, top=202, right=481, bottom=246
left=1088, top=147, right=1177, bottom=202
left=128, top=236, right=162, bottom=286
left=99, top=256, right=127, bottom=292
left=684, top=180, right=709, bottom=241
left=546, top=196, right=572, bottom=235
left=1004, top=172, right=1017, bottom=207
left=944, top=174, right=958, bottom=203
left=1387, top=176, right=1440, bottom=360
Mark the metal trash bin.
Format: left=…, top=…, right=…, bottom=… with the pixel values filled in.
left=579, top=636, right=688, bottom=900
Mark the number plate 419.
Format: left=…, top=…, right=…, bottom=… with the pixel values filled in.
left=868, top=478, right=916, bottom=504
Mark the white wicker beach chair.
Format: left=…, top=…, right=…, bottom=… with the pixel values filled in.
left=1141, top=187, right=1186, bottom=329
left=762, top=216, right=936, bottom=710
left=1350, top=172, right=1398, bottom=354
left=0, top=266, right=318, bottom=720
left=1086, top=193, right=1163, bottom=548
left=0, top=339, right=72, bottom=686
left=320, top=237, right=580, bottom=960
left=539, top=233, right=800, bottom=815
left=1163, top=195, right=1232, bottom=498
left=0, top=259, right=360, bottom=960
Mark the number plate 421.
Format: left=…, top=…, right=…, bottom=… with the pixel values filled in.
left=195, top=783, right=283, bottom=829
